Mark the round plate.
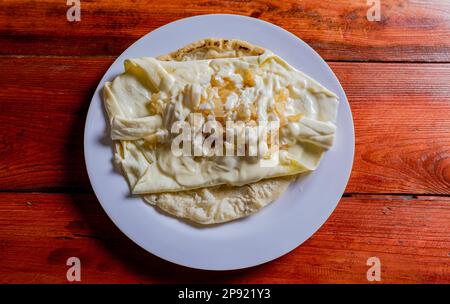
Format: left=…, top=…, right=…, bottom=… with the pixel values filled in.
left=84, top=14, right=354, bottom=270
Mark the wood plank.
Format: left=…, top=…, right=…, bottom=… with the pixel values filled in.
left=1, top=57, right=449, bottom=194
left=339, top=62, right=450, bottom=194
left=1, top=0, right=450, bottom=61
left=0, top=192, right=448, bottom=283
left=0, top=57, right=112, bottom=192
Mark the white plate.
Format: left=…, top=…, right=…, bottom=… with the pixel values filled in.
left=84, top=14, right=354, bottom=270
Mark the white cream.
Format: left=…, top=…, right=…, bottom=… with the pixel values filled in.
left=103, top=51, right=339, bottom=194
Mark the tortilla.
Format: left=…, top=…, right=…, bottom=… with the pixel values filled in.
left=142, top=39, right=295, bottom=224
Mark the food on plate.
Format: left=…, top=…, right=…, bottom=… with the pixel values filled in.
left=103, top=38, right=338, bottom=224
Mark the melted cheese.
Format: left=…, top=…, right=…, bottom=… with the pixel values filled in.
left=103, top=51, right=339, bottom=194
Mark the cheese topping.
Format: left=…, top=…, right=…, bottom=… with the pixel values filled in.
left=103, top=51, right=339, bottom=194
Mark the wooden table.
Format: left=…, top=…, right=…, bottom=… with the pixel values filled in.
left=1, top=0, right=449, bottom=283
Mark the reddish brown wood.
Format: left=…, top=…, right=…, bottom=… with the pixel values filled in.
left=0, top=192, right=448, bottom=283
left=0, top=57, right=111, bottom=192
left=1, top=0, right=450, bottom=283
left=1, top=0, right=450, bottom=61
left=0, top=58, right=449, bottom=194
left=337, top=63, right=450, bottom=194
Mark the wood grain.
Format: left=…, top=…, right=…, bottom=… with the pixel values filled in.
left=0, top=192, right=448, bottom=283
left=1, top=0, right=449, bottom=285
left=340, top=62, right=450, bottom=194
left=1, top=0, right=450, bottom=61
left=0, top=57, right=449, bottom=194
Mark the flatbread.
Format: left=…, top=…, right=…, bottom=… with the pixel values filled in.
left=156, top=38, right=265, bottom=61
left=143, top=176, right=293, bottom=225
left=141, top=38, right=295, bottom=225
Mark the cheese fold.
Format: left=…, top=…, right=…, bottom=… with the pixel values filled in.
left=104, top=51, right=338, bottom=194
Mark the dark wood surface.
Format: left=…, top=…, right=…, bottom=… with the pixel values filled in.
left=0, top=0, right=449, bottom=283
left=1, top=0, right=450, bottom=61
left=1, top=193, right=449, bottom=283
